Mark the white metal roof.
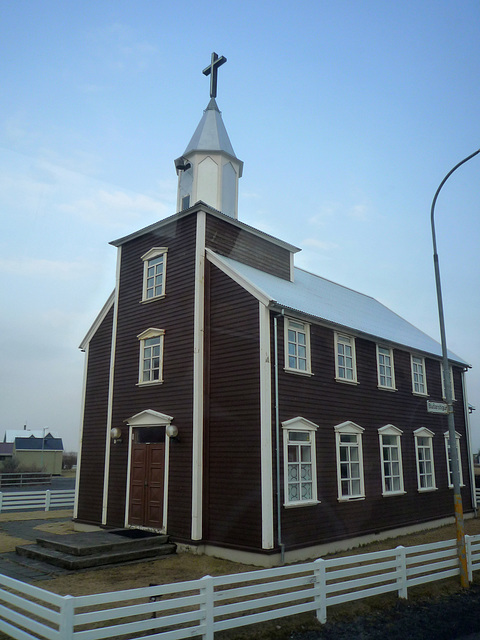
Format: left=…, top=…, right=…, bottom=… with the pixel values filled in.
left=184, top=98, right=238, bottom=158
left=210, top=252, right=468, bottom=366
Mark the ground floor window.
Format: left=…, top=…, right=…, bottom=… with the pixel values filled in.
left=335, top=421, right=365, bottom=500
left=378, top=425, right=405, bottom=495
left=282, top=417, right=319, bottom=507
left=444, top=431, right=463, bottom=488
left=414, top=428, right=436, bottom=491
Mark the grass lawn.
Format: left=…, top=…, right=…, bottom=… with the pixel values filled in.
left=22, top=515, right=480, bottom=640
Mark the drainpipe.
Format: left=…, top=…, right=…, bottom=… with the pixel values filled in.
left=273, top=312, right=285, bottom=564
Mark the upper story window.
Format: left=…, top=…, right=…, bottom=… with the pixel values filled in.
left=335, top=333, right=357, bottom=383
left=285, top=318, right=311, bottom=374
left=141, top=248, right=168, bottom=302
left=137, top=328, right=165, bottom=385
left=444, top=431, right=463, bottom=488
left=377, top=345, right=396, bottom=390
left=282, top=417, right=319, bottom=507
left=334, top=421, right=365, bottom=500
left=378, top=425, right=405, bottom=496
left=411, top=355, right=428, bottom=396
left=441, top=365, right=456, bottom=401
left=414, top=428, right=436, bottom=491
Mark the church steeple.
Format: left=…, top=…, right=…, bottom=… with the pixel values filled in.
left=175, top=53, right=243, bottom=219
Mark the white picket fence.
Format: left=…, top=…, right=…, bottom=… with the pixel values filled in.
left=0, top=489, right=75, bottom=513
left=1, top=534, right=480, bottom=640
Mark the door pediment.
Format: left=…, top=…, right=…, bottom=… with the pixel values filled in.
left=125, top=410, right=173, bottom=427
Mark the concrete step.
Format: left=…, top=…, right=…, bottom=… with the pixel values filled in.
left=16, top=540, right=177, bottom=570
left=34, top=529, right=170, bottom=556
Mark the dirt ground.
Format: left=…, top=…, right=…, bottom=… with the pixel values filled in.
left=17, top=514, right=480, bottom=598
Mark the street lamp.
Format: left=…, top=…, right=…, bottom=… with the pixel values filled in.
left=430, top=147, right=480, bottom=588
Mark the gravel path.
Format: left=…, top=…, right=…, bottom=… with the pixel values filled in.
left=291, top=585, right=480, bottom=640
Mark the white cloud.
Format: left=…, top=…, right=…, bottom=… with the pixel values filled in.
left=59, top=189, right=167, bottom=227
left=302, top=238, right=339, bottom=251
left=0, top=258, right=97, bottom=280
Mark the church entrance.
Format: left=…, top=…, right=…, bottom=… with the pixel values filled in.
left=128, top=427, right=165, bottom=530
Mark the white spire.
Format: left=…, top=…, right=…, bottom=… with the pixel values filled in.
left=175, top=55, right=243, bottom=219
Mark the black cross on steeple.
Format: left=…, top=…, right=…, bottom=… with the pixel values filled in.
left=203, top=52, right=227, bottom=99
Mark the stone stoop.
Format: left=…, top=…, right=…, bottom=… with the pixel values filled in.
left=16, top=528, right=176, bottom=570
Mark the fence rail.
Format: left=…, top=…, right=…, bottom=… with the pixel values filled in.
left=0, top=489, right=75, bottom=513
left=1, top=534, right=480, bottom=639
left=0, top=472, right=52, bottom=487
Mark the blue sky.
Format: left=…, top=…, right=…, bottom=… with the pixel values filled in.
left=1, top=1, right=479, bottom=452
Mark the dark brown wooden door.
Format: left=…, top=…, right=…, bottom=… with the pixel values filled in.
left=128, top=441, right=165, bottom=529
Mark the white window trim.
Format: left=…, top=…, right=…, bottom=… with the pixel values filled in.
left=411, top=355, right=428, bottom=397
left=334, top=333, right=358, bottom=384
left=444, top=431, right=464, bottom=488
left=414, top=427, right=437, bottom=492
left=376, top=345, right=397, bottom=391
left=141, top=247, right=168, bottom=303
left=378, top=425, right=405, bottom=496
left=334, top=421, right=365, bottom=501
left=284, top=317, right=312, bottom=376
left=137, top=328, right=165, bottom=386
left=282, top=417, right=319, bottom=507
left=441, top=364, right=456, bottom=401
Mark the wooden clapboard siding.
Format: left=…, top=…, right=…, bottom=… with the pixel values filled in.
left=76, top=305, right=114, bottom=524
left=274, top=317, right=472, bottom=551
left=204, top=262, right=263, bottom=549
left=205, top=214, right=292, bottom=280
left=104, top=214, right=197, bottom=535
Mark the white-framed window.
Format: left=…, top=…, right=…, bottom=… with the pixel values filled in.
left=378, top=425, right=405, bottom=495
left=444, top=431, right=463, bottom=488
left=137, top=328, right=165, bottom=385
left=282, top=417, right=319, bottom=506
left=411, top=356, right=428, bottom=396
left=334, top=333, right=357, bottom=383
left=441, top=365, right=456, bottom=401
left=141, top=247, right=168, bottom=302
left=414, top=428, right=436, bottom=491
left=285, top=318, right=311, bottom=374
left=377, top=345, right=396, bottom=390
left=335, top=421, right=365, bottom=500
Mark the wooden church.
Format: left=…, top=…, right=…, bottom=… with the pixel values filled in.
left=75, top=54, right=475, bottom=566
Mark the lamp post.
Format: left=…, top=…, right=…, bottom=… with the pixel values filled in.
left=430, top=147, right=480, bottom=588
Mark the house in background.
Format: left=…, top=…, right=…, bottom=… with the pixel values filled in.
left=75, top=55, right=475, bottom=566
left=3, top=430, right=64, bottom=475
left=0, top=443, right=14, bottom=466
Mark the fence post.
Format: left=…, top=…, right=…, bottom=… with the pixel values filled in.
left=0, top=492, right=3, bottom=514
left=466, top=535, right=473, bottom=583
left=45, top=490, right=51, bottom=512
left=199, top=575, right=214, bottom=640
left=396, top=546, right=408, bottom=599
left=59, top=595, right=75, bottom=640
left=313, top=558, right=327, bottom=624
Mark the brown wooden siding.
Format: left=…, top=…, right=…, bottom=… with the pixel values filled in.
left=206, top=214, right=292, bottom=280
left=274, top=318, right=472, bottom=551
left=104, top=214, right=197, bottom=536
left=204, top=263, right=263, bottom=549
left=76, top=305, right=114, bottom=524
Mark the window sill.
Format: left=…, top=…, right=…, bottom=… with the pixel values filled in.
left=335, top=378, right=359, bottom=386
left=337, top=496, right=365, bottom=502
left=412, top=391, right=429, bottom=398
left=140, top=294, right=166, bottom=304
left=136, top=380, right=164, bottom=387
left=417, top=487, right=438, bottom=493
left=284, top=500, right=320, bottom=509
left=382, top=490, right=406, bottom=497
left=284, top=368, right=313, bottom=377
left=378, top=386, right=398, bottom=392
